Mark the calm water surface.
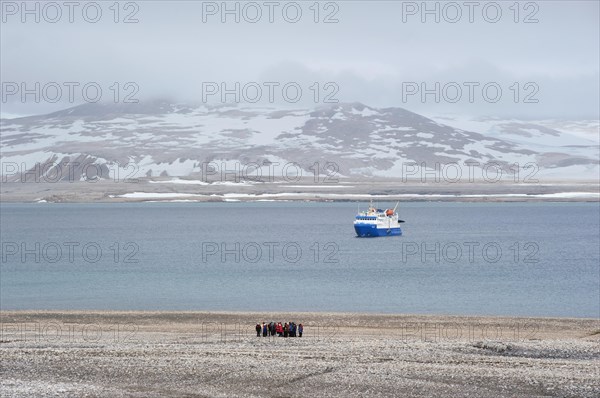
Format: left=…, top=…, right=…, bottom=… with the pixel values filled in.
left=1, top=202, right=598, bottom=317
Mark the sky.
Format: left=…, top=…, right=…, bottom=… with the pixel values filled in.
left=1, top=0, right=599, bottom=119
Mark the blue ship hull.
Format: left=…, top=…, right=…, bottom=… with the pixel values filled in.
left=354, top=224, right=402, bottom=237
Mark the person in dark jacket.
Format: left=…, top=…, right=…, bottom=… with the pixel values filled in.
left=284, top=323, right=289, bottom=338
left=255, top=323, right=261, bottom=337
left=262, top=322, right=268, bottom=337
left=298, top=323, right=303, bottom=337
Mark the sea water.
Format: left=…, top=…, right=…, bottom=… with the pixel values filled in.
left=1, top=202, right=598, bottom=317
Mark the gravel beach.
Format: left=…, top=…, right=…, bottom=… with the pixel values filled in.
left=1, top=311, right=599, bottom=397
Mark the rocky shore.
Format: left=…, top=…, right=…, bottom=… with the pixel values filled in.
left=1, top=311, right=599, bottom=397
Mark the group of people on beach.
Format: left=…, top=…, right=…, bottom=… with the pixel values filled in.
left=256, top=322, right=303, bottom=338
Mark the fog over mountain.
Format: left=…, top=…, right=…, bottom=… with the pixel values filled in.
left=1, top=2, right=598, bottom=119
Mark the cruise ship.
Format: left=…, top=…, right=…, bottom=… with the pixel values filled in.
left=354, top=201, right=404, bottom=237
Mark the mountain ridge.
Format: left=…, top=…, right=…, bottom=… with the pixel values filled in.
left=1, top=101, right=598, bottom=182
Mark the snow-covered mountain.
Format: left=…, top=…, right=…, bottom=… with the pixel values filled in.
left=1, top=101, right=598, bottom=181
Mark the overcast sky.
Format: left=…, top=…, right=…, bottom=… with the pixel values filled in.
left=1, top=0, right=598, bottom=119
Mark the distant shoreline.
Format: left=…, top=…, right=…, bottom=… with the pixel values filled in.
left=1, top=178, right=598, bottom=203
